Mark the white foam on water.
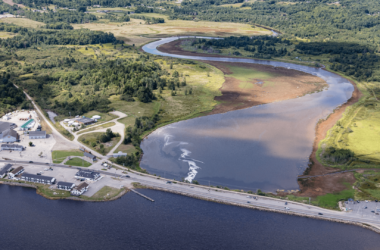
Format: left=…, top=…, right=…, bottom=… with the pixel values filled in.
left=162, top=133, right=203, bottom=183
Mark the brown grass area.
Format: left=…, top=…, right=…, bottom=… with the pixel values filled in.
left=0, top=18, right=44, bottom=28
left=72, top=17, right=270, bottom=47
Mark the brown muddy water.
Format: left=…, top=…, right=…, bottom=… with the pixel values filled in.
left=141, top=37, right=354, bottom=192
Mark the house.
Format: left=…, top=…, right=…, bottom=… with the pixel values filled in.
left=75, top=170, right=101, bottom=181
left=76, top=117, right=95, bottom=125
left=84, top=152, right=96, bottom=162
left=29, top=131, right=46, bottom=139
left=8, top=166, right=24, bottom=179
left=57, top=182, right=75, bottom=191
left=0, top=164, right=12, bottom=178
left=21, top=173, right=56, bottom=184
left=71, top=182, right=89, bottom=196
left=1, top=144, right=24, bottom=151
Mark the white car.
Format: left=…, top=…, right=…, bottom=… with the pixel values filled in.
left=285, top=207, right=290, bottom=210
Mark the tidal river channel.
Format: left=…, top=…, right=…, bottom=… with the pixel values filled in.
left=2, top=185, right=380, bottom=250
left=141, top=37, right=354, bottom=192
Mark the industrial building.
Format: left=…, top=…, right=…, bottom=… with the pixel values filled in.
left=1, top=144, right=23, bottom=151
left=76, top=118, right=95, bottom=125
left=29, top=131, right=47, bottom=139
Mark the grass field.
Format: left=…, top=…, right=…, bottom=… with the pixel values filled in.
left=0, top=31, right=17, bottom=39
left=64, top=157, right=92, bottom=167
left=72, top=14, right=271, bottom=46
left=0, top=18, right=45, bottom=28
left=227, top=65, right=277, bottom=89
left=52, top=150, right=84, bottom=163
left=90, top=186, right=124, bottom=200
left=77, top=122, right=116, bottom=135
left=312, top=189, right=355, bottom=209
left=79, top=132, right=120, bottom=155
left=114, top=143, right=137, bottom=154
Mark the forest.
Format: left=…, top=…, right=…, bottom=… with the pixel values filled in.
left=0, top=72, right=26, bottom=115
left=0, top=26, right=121, bottom=48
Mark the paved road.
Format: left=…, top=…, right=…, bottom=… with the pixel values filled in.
left=2, top=159, right=380, bottom=230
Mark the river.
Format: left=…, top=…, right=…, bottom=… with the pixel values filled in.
left=140, top=37, right=353, bottom=192
left=1, top=185, right=380, bottom=250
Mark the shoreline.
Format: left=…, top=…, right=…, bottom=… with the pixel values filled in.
left=0, top=180, right=130, bottom=202
left=153, top=38, right=361, bottom=197
left=135, top=183, right=380, bottom=235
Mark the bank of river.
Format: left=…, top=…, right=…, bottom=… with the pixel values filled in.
left=140, top=37, right=354, bottom=192
left=1, top=185, right=380, bottom=249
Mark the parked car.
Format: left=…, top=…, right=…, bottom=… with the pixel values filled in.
left=247, top=201, right=251, bottom=204
left=125, top=175, right=130, bottom=178
left=285, top=202, right=288, bottom=205
left=29, top=161, right=33, bottom=163
left=285, top=207, right=290, bottom=210
left=167, top=181, right=172, bottom=184
left=318, top=213, right=323, bottom=215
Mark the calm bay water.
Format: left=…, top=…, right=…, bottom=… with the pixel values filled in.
left=1, top=185, right=380, bottom=250
left=141, top=37, right=354, bottom=192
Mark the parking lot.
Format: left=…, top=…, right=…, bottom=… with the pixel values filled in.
left=5, top=164, right=132, bottom=197
left=1, top=110, right=56, bottom=163
left=345, top=200, right=380, bottom=220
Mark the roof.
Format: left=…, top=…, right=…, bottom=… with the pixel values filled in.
left=1, top=144, right=23, bottom=149
left=11, top=166, right=24, bottom=174
left=75, top=170, right=100, bottom=179
left=0, top=164, right=12, bottom=175
left=22, top=173, right=55, bottom=181
left=84, top=152, right=96, bottom=159
left=57, top=181, right=75, bottom=187
left=1, top=128, right=18, bottom=138
left=29, top=131, right=46, bottom=137
left=75, top=182, right=89, bottom=190
left=0, top=121, right=12, bottom=133
left=76, top=118, right=94, bottom=123
left=20, top=119, right=34, bottom=128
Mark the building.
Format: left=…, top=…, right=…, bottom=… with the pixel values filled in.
left=2, top=115, right=10, bottom=120
left=0, top=128, right=19, bottom=142
left=75, top=170, right=101, bottom=181
left=21, top=173, right=56, bottom=184
left=71, top=182, right=89, bottom=196
left=84, top=152, right=96, bottom=162
left=19, top=119, right=35, bottom=131
left=91, top=115, right=101, bottom=120
left=1, top=144, right=23, bottom=151
left=57, top=182, right=75, bottom=191
left=0, top=164, right=12, bottom=178
left=29, top=131, right=46, bottom=139
left=76, top=117, right=95, bottom=125
left=113, top=151, right=128, bottom=158
left=8, top=166, right=24, bottom=179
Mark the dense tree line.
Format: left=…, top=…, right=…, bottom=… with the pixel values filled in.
left=22, top=9, right=97, bottom=28
left=323, top=147, right=355, bottom=164
left=0, top=73, right=25, bottom=107
left=0, top=28, right=121, bottom=48
left=15, top=0, right=139, bottom=8
left=102, top=13, right=130, bottom=22
left=296, top=42, right=379, bottom=81
left=130, top=14, right=164, bottom=24
left=193, top=36, right=289, bottom=58
left=0, top=23, right=28, bottom=34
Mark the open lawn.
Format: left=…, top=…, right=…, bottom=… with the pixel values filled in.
left=0, top=31, right=16, bottom=39
left=114, top=143, right=137, bottom=155
left=90, top=186, right=124, bottom=200
left=82, top=111, right=118, bottom=123
left=77, top=122, right=116, bottom=135
left=226, top=65, right=277, bottom=89
left=79, top=132, right=121, bottom=155
left=64, top=157, right=92, bottom=167
left=312, top=189, right=355, bottom=210
left=0, top=18, right=45, bottom=28
left=117, top=116, right=135, bottom=128
left=72, top=15, right=271, bottom=46
left=52, top=150, right=84, bottom=163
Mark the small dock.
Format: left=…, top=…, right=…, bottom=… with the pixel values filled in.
left=131, top=189, right=154, bottom=202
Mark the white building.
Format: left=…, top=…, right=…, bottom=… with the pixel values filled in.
left=29, top=131, right=47, bottom=139
left=2, top=115, right=10, bottom=120
left=1, top=144, right=23, bottom=151
left=71, top=182, right=89, bottom=196
left=0, top=129, right=19, bottom=143
left=91, top=115, right=101, bottom=120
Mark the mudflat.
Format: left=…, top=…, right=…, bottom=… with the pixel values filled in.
left=158, top=39, right=327, bottom=115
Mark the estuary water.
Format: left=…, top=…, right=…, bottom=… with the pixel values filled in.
left=141, top=37, right=354, bottom=192
left=1, top=185, right=380, bottom=250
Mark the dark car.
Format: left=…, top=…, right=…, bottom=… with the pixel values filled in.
left=365, top=206, right=368, bottom=209
left=285, top=202, right=288, bottom=205
left=37, top=173, right=41, bottom=175
left=125, top=175, right=130, bottom=178
left=167, top=181, right=172, bottom=184
left=371, top=211, right=375, bottom=213
left=318, top=213, right=323, bottom=215
left=29, top=161, right=33, bottom=163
